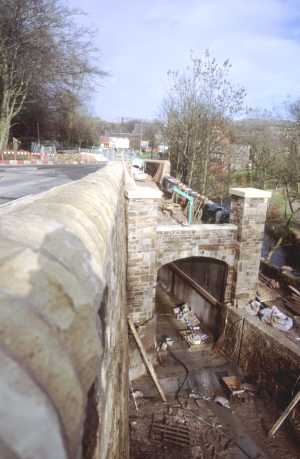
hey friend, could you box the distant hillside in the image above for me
[232,118,295,145]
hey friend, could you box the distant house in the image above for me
[100,136,111,149]
[206,135,251,174]
[100,136,130,150]
[158,144,168,153]
[140,140,149,151]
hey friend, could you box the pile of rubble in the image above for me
[173,303,211,348]
[246,299,294,331]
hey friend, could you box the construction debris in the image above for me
[130,281,300,458]
[214,395,231,409]
[246,299,262,316]
[246,299,294,331]
[133,390,144,399]
[222,376,245,397]
[156,336,176,351]
[240,383,257,395]
[173,303,212,348]
[261,305,293,331]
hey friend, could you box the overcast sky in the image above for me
[68,0,300,121]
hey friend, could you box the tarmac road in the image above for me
[0,164,105,205]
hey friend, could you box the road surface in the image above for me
[0,164,105,205]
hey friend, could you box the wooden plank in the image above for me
[269,390,300,437]
[282,298,300,316]
[128,318,167,402]
[222,376,241,392]
[169,263,221,307]
[288,285,300,297]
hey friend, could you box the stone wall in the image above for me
[230,188,272,305]
[126,186,162,323]
[222,307,300,416]
[0,163,128,459]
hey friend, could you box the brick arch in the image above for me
[156,246,237,306]
[156,247,235,271]
[155,227,238,307]
[158,255,229,302]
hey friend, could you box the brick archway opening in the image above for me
[156,256,228,342]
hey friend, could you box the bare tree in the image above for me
[0,0,105,150]
[162,50,246,195]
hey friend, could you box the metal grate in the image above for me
[150,421,191,447]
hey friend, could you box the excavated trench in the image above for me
[129,261,300,459]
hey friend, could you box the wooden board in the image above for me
[282,298,300,316]
[128,318,167,402]
[269,390,300,437]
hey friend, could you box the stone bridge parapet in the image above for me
[0,160,272,458]
[0,163,128,459]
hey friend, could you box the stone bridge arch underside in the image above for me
[157,256,229,340]
[156,226,237,309]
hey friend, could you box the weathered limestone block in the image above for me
[0,346,67,459]
[0,163,128,459]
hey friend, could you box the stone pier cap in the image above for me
[230,187,272,200]
[125,186,162,200]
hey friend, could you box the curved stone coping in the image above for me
[0,162,124,459]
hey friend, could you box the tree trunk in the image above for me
[266,236,283,261]
[202,133,210,195]
[0,117,11,151]
[188,149,196,187]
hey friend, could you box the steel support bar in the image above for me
[172,186,194,224]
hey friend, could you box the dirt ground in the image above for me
[129,287,300,459]
[129,392,300,459]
